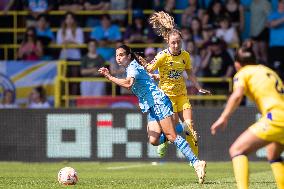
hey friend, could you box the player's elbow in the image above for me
[231,93,243,104]
[124,82,133,89]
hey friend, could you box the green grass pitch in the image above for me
[0,161,276,189]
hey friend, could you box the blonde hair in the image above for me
[149,11,181,42]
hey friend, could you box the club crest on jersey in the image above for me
[168,70,183,79]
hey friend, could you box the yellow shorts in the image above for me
[168,95,191,113]
[249,113,284,145]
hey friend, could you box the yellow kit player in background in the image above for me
[140,11,211,158]
[211,42,284,189]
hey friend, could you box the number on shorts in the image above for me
[154,105,161,115]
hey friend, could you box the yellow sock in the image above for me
[232,155,249,189]
[271,161,284,189]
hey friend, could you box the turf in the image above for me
[0,161,276,189]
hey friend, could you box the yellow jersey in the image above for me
[233,65,284,119]
[148,49,191,96]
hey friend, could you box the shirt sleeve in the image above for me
[148,51,166,72]
[75,28,84,44]
[90,27,101,40]
[111,25,122,41]
[185,51,192,70]
[127,64,138,78]
[268,12,277,22]
[56,29,63,44]
[233,71,247,92]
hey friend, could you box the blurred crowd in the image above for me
[0,0,284,108]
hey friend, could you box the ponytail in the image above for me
[149,11,181,42]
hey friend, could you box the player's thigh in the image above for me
[172,112,180,125]
[178,108,192,122]
[229,129,269,157]
[168,96,178,113]
[147,121,162,145]
[266,142,284,161]
[176,95,192,119]
[249,117,284,144]
[159,115,177,142]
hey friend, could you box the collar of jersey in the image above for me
[167,48,181,56]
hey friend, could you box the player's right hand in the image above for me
[210,117,228,135]
[98,67,110,77]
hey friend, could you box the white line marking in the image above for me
[106,164,149,170]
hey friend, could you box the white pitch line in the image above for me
[106,164,150,170]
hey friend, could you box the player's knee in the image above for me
[182,119,193,128]
[149,138,159,146]
[229,145,244,158]
[266,152,281,162]
[166,133,177,143]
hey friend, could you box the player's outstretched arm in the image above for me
[186,69,211,94]
[137,56,153,73]
[99,67,134,89]
[211,87,244,135]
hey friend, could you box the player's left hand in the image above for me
[210,117,228,135]
[198,88,211,95]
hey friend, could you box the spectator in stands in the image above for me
[0,89,18,108]
[181,0,204,27]
[225,0,244,32]
[187,40,202,77]
[185,40,203,94]
[27,86,50,108]
[205,0,226,28]
[56,12,84,60]
[181,27,193,49]
[164,0,175,11]
[267,0,284,80]
[200,11,210,28]
[36,14,54,44]
[84,0,110,27]
[90,14,121,61]
[190,17,203,47]
[199,25,215,56]
[124,10,157,44]
[18,27,43,61]
[23,0,53,27]
[110,0,126,24]
[80,39,107,96]
[57,0,84,11]
[250,0,271,64]
[201,36,234,94]
[216,16,240,57]
[144,47,157,62]
[36,14,54,60]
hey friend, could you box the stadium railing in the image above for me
[0,10,184,60]
[55,61,232,108]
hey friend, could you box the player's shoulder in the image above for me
[180,50,190,58]
[154,49,168,60]
[233,65,253,82]
[234,65,266,81]
[127,60,138,69]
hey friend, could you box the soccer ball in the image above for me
[57,167,78,185]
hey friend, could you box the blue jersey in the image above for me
[126,60,167,113]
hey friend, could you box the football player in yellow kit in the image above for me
[211,42,284,189]
[139,11,210,158]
